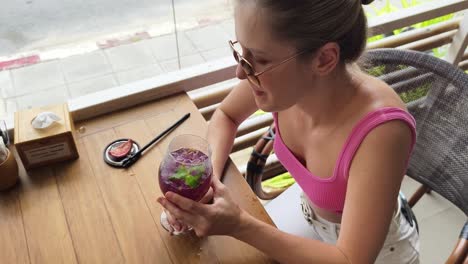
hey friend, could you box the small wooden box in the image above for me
[14,104,79,170]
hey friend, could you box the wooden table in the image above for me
[0,92,275,264]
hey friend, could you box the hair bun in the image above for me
[361,0,375,5]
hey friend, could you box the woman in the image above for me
[158,0,420,262]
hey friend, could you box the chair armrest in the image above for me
[245,124,286,200]
[446,221,468,264]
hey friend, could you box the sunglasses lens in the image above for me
[239,61,260,87]
[247,75,260,87]
[240,60,253,75]
[232,51,240,62]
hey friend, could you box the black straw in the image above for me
[121,113,191,168]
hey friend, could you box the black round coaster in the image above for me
[103,139,140,168]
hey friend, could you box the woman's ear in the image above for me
[312,42,340,76]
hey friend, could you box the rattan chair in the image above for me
[245,48,468,263]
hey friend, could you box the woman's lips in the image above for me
[247,80,265,96]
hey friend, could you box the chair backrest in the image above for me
[363,48,468,215]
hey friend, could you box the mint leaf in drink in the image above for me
[170,166,189,180]
[185,175,201,188]
[169,165,205,188]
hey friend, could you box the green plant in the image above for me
[368,34,385,43]
[367,0,455,48]
[399,83,431,103]
[400,0,454,57]
[365,9,385,43]
[367,65,386,77]
[371,0,404,35]
[415,14,454,29]
[373,0,399,16]
[432,46,448,58]
[401,0,421,8]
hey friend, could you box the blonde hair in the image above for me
[237,0,374,63]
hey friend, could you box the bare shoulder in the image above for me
[359,72,406,111]
[350,72,415,168]
[340,72,409,134]
[353,72,414,142]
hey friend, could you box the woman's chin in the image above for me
[254,96,271,112]
[255,101,276,113]
[253,92,291,113]
[256,101,292,113]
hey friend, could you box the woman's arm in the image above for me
[337,119,413,263]
[207,80,258,179]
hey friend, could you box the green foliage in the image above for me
[366,10,384,43]
[399,83,431,103]
[372,0,402,35]
[368,34,385,43]
[367,65,386,77]
[397,65,408,70]
[364,64,429,103]
[367,0,455,50]
[415,13,454,58]
[414,14,454,29]
[432,46,448,58]
[372,0,399,16]
[400,0,420,8]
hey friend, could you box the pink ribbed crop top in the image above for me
[273,107,416,214]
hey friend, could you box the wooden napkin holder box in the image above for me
[14,104,79,170]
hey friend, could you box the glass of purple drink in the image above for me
[158,134,212,234]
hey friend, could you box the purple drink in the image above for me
[159,146,212,201]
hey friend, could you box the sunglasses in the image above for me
[229,40,306,87]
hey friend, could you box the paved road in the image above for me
[0,0,232,57]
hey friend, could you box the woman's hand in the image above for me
[163,186,214,234]
[157,177,244,237]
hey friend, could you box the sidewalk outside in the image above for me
[0,17,235,121]
[0,0,237,121]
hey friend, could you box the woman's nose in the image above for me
[236,63,247,80]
